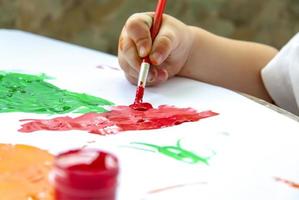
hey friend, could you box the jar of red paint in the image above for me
[51,148,119,200]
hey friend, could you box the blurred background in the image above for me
[0,0,298,55]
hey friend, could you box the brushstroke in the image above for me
[130,139,214,164]
[0,71,114,114]
[275,177,299,189]
[146,181,207,195]
[19,105,218,134]
[96,64,120,71]
[0,144,54,199]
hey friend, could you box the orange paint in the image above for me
[0,144,54,199]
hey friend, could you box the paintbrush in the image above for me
[133,0,167,106]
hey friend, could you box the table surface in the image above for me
[1,29,299,200]
[242,93,299,122]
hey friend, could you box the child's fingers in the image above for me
[149,23,178,66]
[148,66,169,85]
[125,13,153,57]
[119,33,142,69]
[118,54,139,81]
[118,57,168,86]
[118,34,140,81]
[125,73,138,85]
[125,67,168,86]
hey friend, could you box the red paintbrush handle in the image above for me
[143,0,167,64]
[134,0,167,105]
[150,0,167,40]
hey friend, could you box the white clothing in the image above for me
[262,33,299,115]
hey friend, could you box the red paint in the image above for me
[150,0,167,40]
[52,149,119,200]
[131,83,153,111]
[275,177,299,189]
[19,105,218,134]
[129,102,153,111]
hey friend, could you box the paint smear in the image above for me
[0,71,113,114]
[96,64,120,71]
[130,139,214,165]
[129,101,153,111]
[146,181,207,195]
[275,177,299,189]
[19,105,218,134]
[0,144,54,199]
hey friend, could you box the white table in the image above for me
[1,29,299,200]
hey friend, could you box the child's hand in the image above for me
[118,13,194,85]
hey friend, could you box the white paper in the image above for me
[0,30,299,200]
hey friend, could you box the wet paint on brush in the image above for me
[130,139,214,165]
[130,82,153,111]
[275,177,299,189]
[0,71,114,114]
[133,84,144,104]
[19,105,218,134]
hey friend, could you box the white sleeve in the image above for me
[261,33,299,115]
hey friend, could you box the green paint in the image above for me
[0,71,114,114]
[130,139,214,165]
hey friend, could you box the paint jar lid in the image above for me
[51,148,119,200]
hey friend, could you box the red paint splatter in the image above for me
[19,105,218,135]
[275,177,299,189]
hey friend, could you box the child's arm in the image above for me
[118,13,278,102]
[181,27,278,102]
